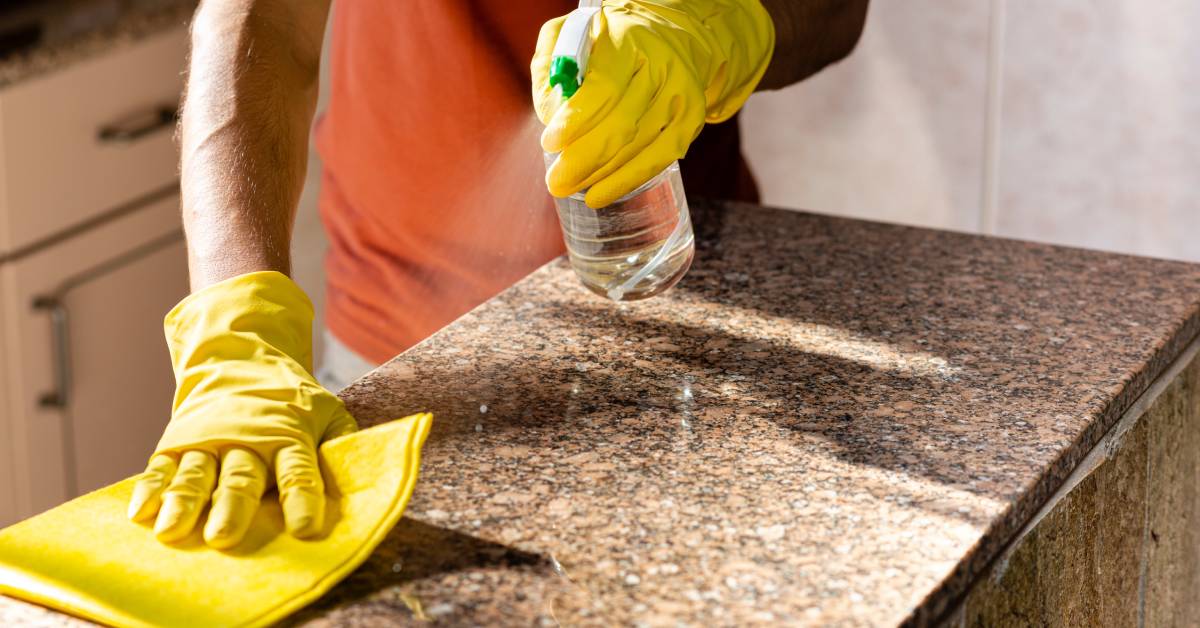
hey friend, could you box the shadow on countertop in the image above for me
[329,198,1200,625]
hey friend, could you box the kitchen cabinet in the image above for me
[0,24,190,527]
[0,27,188,254]
[1,195,186,521]
[62,226,186,497]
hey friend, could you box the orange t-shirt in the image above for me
[316,1,758,363]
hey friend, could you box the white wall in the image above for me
[744,0,991,234]
[742,0,1200,263]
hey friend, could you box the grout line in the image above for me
[979,0,1006,235]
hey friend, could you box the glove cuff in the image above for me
[697,0,776,122]
[164,271,316,375]
[615,0,775,122]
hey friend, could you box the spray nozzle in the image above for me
[548,57,582,98]
[548,6,601,100]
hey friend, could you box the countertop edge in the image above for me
[723,200,1200,626]
[906,306,1200,627]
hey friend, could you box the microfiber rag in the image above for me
[0,412,433,628]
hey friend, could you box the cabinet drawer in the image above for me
[0,26,188,254]
[0,193,185,519]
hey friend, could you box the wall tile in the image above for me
[996,1,1200,262]
[741,1,990,232]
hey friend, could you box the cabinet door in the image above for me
[63,233,188,496]
[1,195,185,519]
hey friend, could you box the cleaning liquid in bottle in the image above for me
[544,5,695,301]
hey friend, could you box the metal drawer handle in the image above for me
[32,296,71,408]
[29,230,183,411]
[97,104,178,143]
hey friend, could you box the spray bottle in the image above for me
[544,2,695,302]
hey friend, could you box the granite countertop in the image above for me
[3,200,1200,626]
[0,0,195,89]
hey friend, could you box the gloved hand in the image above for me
[532,0,775,208]
[127,271,357,549]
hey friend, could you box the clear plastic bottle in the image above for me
[547,160,695,301]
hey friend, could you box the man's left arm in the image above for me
[533,0,870,207]
[757,0,870,90]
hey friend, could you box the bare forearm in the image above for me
[180,0,329,291]
[757,0,869,90]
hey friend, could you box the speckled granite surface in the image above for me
[0,0,195,89]
[2,201,1199,626]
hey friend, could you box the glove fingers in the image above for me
[127,453,179,522]
[275,442,325,538]
[541,12,637,153]
[203,447,268,549]
[584,91,704,208]
[547,64,658,198]
[531,15,568,125]
[541,73,625,154]
[153,450,217,543]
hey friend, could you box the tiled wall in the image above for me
[742,0,991,234]
[742,0,1200,263]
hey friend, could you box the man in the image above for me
[126,0,868,549]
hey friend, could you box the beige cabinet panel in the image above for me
[0,288,13,527]
[1,194,183,519]
[63,234,187,496]
[0,26,187,254]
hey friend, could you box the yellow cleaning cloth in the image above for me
[0,412,433,628]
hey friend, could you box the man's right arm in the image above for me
[180,0,329,290]
[128,0,354,549]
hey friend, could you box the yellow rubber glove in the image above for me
[127,271,358,549]
[532,0,775,208]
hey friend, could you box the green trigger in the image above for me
[548,56,581,99]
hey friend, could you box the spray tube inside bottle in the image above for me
[544,4,695,302]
